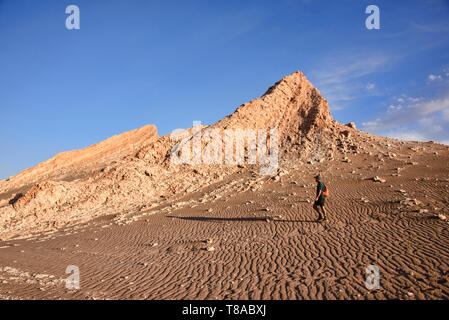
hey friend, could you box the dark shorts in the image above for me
[314,197,325,207]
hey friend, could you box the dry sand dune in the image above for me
[0,71,448,299]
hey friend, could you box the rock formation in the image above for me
[0,70,413,240]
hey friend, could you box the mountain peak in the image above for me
[214,70,333,145]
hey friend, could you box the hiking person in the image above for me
[313,175,327,222]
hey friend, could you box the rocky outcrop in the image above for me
[346,122,357,130]
[0,124,158,192]
[213,71,334,146]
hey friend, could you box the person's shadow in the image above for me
[167,216,319,223]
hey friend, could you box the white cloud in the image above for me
[442,108,449,121]
[387,131,427,142]
[418,117,433,126]
[388,104,402,112]
[331,105,344,111]
[362,88,449,143]
[309,53,393,109]
[314,55,391,86]
[382,95,449,128]
[362,118,382,130]
[396,96,421,104]
[428,74,443,81]
[413,22,449,33]
[366,83,375,90]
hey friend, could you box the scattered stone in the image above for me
[401,198,421,206]
[372,176,386,183]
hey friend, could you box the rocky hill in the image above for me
[0,70,432,240]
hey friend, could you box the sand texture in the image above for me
[0,71,448,299]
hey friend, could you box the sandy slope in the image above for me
[0,140,448,299]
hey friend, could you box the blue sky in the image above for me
[1,0,449,179]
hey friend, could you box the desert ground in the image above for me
[0,71,448,299]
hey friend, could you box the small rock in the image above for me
[372,176,386,183]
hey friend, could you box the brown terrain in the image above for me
[0,71,448,300]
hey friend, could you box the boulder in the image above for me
[346,122,357,130]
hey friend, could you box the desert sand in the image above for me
[0,71,448,299]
